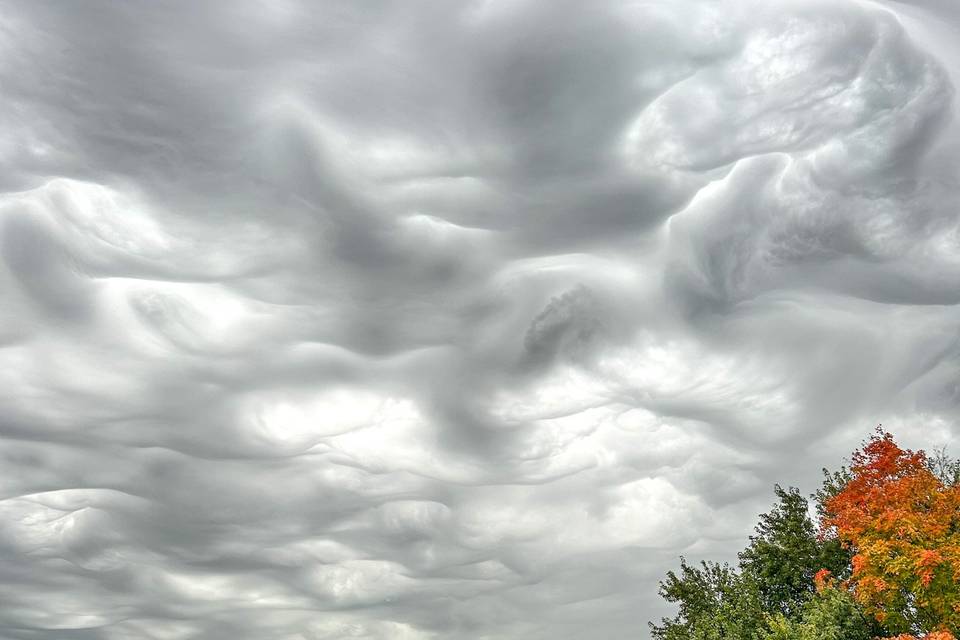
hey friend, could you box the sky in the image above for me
[1,0,960,638]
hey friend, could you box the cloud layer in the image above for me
[2,0,960,638]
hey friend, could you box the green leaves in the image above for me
[649,559,764,640]
[758,585,879,640]
[738,486,850,620]
[650,486,849,640]
[651,485,871,640]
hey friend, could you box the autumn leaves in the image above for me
[821,430,960,639]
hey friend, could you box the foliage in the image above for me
[650,428,960,640]
[648,558,765,640]
[821,430,960,637]
[650,486,856,639]
[757,581,879,640]
[738,485,849,620]
[813,465,853,526]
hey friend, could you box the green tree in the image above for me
[649,558,765,640]
[738,485,850,620]
[814,466,852,524]
[758,583,880,640]
[651,485,860,639]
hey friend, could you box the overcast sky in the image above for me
[2,0,960,638]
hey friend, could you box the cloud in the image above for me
[1,0,960,638]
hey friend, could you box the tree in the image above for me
[649,558,765,640]
[821,430,960,637]
[738,485,849,620]
[758,579,879,640]
[927,447,960,487]
[814,465,853,527]
[650,428,960,640]
[650,486,856,639]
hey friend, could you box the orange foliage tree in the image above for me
[821,429,960,638]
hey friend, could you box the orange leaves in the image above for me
[919,550,944,587]
[851,553,865,574]
[821,428,960,636]
[813,568,833,592]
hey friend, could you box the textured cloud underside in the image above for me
[2,1,960,638]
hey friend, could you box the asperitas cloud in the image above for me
[1,1,959,638]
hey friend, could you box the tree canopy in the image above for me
[650,429,959,640]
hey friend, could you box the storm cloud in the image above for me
[1,0,960,638]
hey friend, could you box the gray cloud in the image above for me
[1,0,960,638]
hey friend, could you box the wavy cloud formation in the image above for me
[2,0,960,638]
